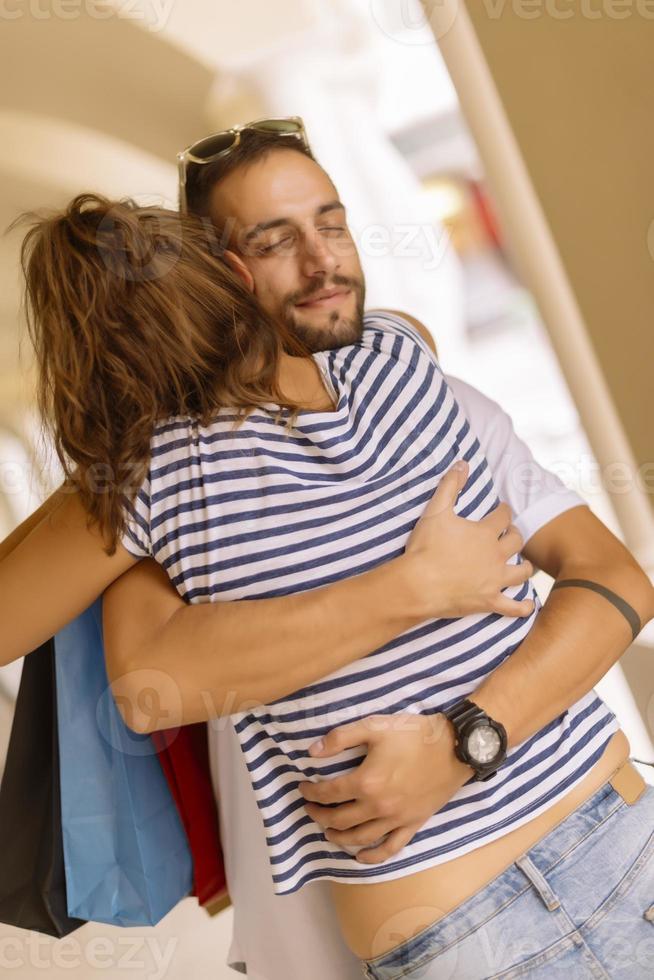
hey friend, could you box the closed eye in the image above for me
[255,235,295,255]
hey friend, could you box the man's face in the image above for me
[208,150,366,352]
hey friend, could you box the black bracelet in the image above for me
[550,578,642,642]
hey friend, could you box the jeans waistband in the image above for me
[363,758,648,972]
[473,759,645,899]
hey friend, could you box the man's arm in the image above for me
[388,308,654,744]
[103,465,532,732]
[473,502,654,747]
[103,554,420,732]
[297,311,654,862]
[301,513,654,864]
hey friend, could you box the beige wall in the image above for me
[462,2,654,496]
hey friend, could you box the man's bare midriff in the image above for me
[329,728,630,960]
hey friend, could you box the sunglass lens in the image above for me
[190,133,237,160]
[253,120,303,135]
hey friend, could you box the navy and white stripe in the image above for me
[122,310,619,895]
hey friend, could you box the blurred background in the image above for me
[1,0,653,976]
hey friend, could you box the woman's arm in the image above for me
[0,481,72,563]
[0,488,138,667]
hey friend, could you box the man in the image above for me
[103,121,654,977]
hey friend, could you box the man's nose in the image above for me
[299,232,338,278]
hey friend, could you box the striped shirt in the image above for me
[122,310,619,895]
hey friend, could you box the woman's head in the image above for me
[10,192,313,554]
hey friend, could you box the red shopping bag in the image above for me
[152,723,230,915]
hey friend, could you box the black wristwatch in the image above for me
[442,699,508,782]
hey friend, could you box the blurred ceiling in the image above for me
[0,8,216,420]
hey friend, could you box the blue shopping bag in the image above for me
[54,597,193,927]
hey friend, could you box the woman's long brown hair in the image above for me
[10,192,314,555]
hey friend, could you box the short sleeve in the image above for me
[120,469,152,559]
[446,374,587,543]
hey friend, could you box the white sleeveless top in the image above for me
[122,310,619,896]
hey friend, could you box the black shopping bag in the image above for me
[0,638,86,937]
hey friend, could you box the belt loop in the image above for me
[515,855,561,912]
[609,760,646,805]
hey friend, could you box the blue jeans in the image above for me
[361,765,654,979]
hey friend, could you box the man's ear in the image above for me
[223,249,255,292]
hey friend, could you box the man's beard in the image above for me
[280,273,366,353]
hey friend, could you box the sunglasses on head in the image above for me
[176,116,311,213]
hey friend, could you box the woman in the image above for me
[1,192,317,666]
[2,193,653,979]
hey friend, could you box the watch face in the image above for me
[467,724,501,765]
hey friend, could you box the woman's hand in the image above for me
[298,711,473,864]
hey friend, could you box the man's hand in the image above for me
[402,460,535,619]
[298,712,472,864]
